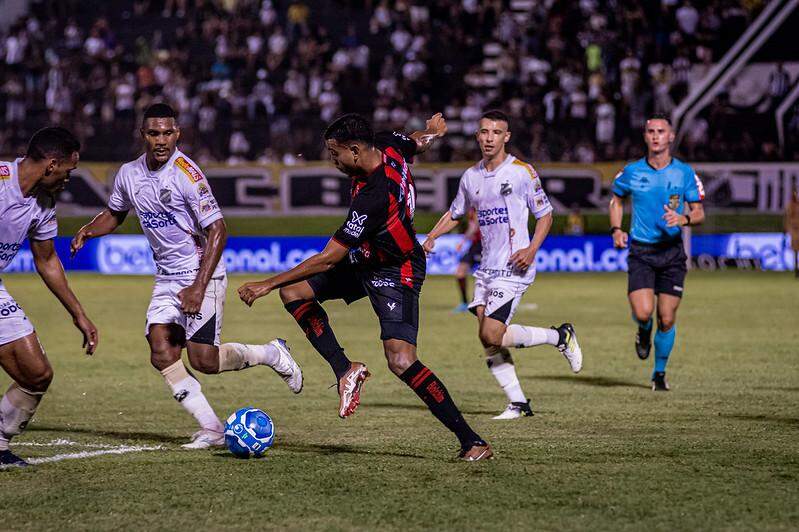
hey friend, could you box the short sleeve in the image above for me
[526,172,554,219]
[611,167,632,197]
[175,157,223,228]
[374,131,417,162]
[29,200,57,241]
[449,173,470,220]
[107,168,131,212]
[684,169,705,203]
[332,183,388,248]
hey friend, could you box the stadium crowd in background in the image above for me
[1,0,795,164]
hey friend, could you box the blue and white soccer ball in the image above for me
[224,407,275,458]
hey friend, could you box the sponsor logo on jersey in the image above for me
[371,278,395,288]
[139,211,178,229]
[0,300,22,317]
[386,301,397,311]
[477,206,509,226]
[200,198,218,214]
[344,211,367,237]
[197,182,210,197]
[159,188,172,204]
[175,157,203,183]
[0,165,10,179]
[668,194,680,210]
[0,241,22,262]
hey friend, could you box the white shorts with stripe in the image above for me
[145,276,226,346]
[468,268,534,325]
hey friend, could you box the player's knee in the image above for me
[187,353,219,375]
[26,365,53,393]
[386,351,416,376]
[478,329,503,348]
[633,306,653,323]
[658,314,676,331]
[279,284,306,304]
[150,349,177,371]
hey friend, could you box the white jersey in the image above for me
[0,159,58,272]
[449,155,553,282]
[108,149,225,280]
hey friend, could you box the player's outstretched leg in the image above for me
[386,339,492,461]
[149,324,225,449]
[501,322,583,373]
[484,346,533,420]
[219,339,303,393]
[0,333,53,468]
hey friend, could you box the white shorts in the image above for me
[0,281,35,346]
[468,270,534,325]
[145,276,226,346]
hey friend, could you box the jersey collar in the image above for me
[644,156,673,172]
[479,154,514,178]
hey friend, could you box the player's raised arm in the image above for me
[238,238,350,306]
[70,208,127,257]
[30,239,98,355]
[409,112,447,154]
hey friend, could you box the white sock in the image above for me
[218,342,280,372]
[485,347,526,403]
[0,383,44,451]
[160,361,223,432]
[502,324,560,348]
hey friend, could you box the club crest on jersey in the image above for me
[0,165,10,179]
[500,182,512,196]
[159,188,172,204]
[668,194,680,210]
[344,211,367,237]
[175,156,203,183]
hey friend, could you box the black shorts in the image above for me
[307,260,423,345]
[627,240,687,297]
[459,241,482,267]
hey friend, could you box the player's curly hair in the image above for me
[324,113,374,145]
[27,127,80,162]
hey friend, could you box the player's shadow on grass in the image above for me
[367,401,499,416]
[719,414,799,427]
[27,425,188,444]
[532,375,649,389]
[213,441,427,460]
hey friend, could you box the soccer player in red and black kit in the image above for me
[238,113,492,461]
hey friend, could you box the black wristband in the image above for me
[610,226,622,235]
[683,214,691,226]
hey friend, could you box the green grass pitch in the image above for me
[0,271,796,531]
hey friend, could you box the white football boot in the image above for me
[554,323,582,373]
[492,400,534,420]
[181,429,225,450]
[268,339,303,394]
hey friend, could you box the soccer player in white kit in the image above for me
[71,104,302,449]
[0,128,99,467]
[424,110,583,419]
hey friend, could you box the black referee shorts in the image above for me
[307,261,422,345]
[627,239,688,297]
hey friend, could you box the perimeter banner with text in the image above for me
[56,161,799,216]
[2,233,794,275]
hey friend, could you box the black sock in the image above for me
[457,277,468,304]
[400,360,482,449]
[284,299,350,380]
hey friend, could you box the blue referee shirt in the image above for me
[612,157,704,244]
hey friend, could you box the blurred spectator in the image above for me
[786,188,799,278]
[565,206,586,236]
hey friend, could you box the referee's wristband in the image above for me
[610,226,622,235]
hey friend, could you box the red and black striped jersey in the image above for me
[332,131,425,288]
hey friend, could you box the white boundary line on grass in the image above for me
[1,440,164,468]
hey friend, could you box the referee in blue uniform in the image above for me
[609,114,705,391]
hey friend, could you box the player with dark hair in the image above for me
[238,112,493,461]
[610,113,705,390]
[72,103,302,449]
[424,110,582,419]
[0,127,98,467]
